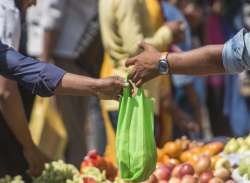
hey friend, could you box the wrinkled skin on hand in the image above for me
[96,76,128,100]
[126,42,162,87]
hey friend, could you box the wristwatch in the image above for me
[159,52,170,75]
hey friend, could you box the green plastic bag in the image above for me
[116,86,157,182]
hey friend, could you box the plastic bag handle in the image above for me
[124,74,145,97]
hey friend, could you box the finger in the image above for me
[135,79,143,87]
[131,72,141,84]
[128,68,136,80]
[113,76,128,87]
[125,57,137,67]
[127,80,134,96]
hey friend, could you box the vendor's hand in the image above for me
[96,76,128,100]
[23,144,51,177]
[126,42,162,87]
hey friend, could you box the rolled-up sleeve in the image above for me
[41,0,67,30]
[222,29,250,73]
[0,44,65,97]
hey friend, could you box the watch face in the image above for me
[159,60,168,74]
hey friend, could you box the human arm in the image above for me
[126,29,250,86]
[100,0,176,64]
[183,83,202,131]
[172,74,202,131]
[126,42,224,86]
[0,44,125,99]
[55,74,126,100]
[0,77,50,176]
[163,95,199,132]
[160,77,199,132]
[116,0,172,51]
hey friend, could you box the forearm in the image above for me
[168,45,225,75]
[55,73,99,96]
[0,79,34,149]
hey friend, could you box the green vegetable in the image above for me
[33,160,81,183]
[0,175,24,183]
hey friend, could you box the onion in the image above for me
[181,175,198,183]
[199,171,213,183]
[147,174,158,183]
[194,156,211,174]
[172,164,182,178]
[180,164,194,177]
[208,177,224,183]
[169,177,181,183]
[158,181,168,183]
[154,165,171,180]
[166,163,175,173]
[213,168,230,181]
[225,180,236,183]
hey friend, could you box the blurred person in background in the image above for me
[0,0,49,181]
[223,0,250,136]
[0,0,125,181]
[205,0,231,136]
[99,0,199,145]
[26,0,107,167]
[161,0,203,139]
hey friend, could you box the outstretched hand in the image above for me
[125,42,162,87]
[96,76,128,100]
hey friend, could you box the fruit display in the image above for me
[157,136,225,168]
[4,134,250,183]
[33,160,82,183]
[0,175,24,183]
[224,135,250,154]
[232,156,250,182]
[80,150,118,181]
[150,137,237,183]
[81,167,112,183]
[221,134,250,167]
[143,156,235,183]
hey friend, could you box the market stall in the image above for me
[3,134,250,183]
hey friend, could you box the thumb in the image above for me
[125,56,137,67]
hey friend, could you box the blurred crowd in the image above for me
[0,0,250,182]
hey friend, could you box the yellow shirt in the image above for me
[99,0,173,113]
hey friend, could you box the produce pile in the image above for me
[80,150,118,181]
[0,175,25,183]
[224,135,250,154]
[3,135,250,183]
[153,137,234,183]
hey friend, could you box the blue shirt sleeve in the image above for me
[222,28,250,73]
[0,41,65,97]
